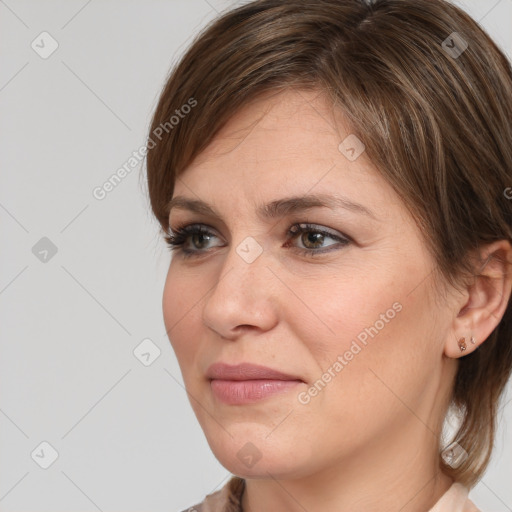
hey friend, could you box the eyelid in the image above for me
[166,221,351,258]
[167,223,224,243]
[285,223,351,254]
[169,221,223,236]
[288,222,351,242]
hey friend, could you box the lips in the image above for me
[206,362,304,405]
[206,362,303,382]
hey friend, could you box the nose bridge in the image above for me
[201,234,277,336]
[212,233,271,304]
[218,229,271,289]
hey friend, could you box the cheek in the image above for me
[298,262,439,418]
[306,243,437,364]
[302,266,406,363]
[162,263,203,370]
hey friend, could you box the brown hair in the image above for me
[145,0,512,488]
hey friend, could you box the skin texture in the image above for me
[162,89,512,511]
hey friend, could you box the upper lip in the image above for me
[206,362,303,381]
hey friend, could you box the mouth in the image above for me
[206,362,305,405]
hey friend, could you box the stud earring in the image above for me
[458,337,467,352]
[470,336,476,344]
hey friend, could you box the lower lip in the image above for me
[210,379,302,405]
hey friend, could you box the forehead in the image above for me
[190,88,353,165]
[172,88,398,224]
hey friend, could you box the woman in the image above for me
[145,0,512,510]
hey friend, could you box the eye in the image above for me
[165,224,222,257]
[165,222,351,258]
[285,223,350,257]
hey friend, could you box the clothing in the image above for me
[428,482,481,512]
[180,476,481,512]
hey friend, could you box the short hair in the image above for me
[145,0,512,488]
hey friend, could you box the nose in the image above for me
[201,237,279,340]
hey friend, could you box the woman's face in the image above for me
[163,89,458,480]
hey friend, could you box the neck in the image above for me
[240,420,454,512]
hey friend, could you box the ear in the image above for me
[444,240,512,358]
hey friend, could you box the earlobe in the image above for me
[445,332,477,358]
[444,240,512,359]
[455,335,477,353]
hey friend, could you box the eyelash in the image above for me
[164,223,351,259]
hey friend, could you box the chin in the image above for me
[201,424,315,480]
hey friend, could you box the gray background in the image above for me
[1,1,511,510]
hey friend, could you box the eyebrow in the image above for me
[167,193,376,221]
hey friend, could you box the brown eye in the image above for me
[165,224,223,258]
[287,223,351,257]
[301,231,326,249]
[191,232,212,250]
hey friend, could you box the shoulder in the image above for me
[179,476,245,512]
